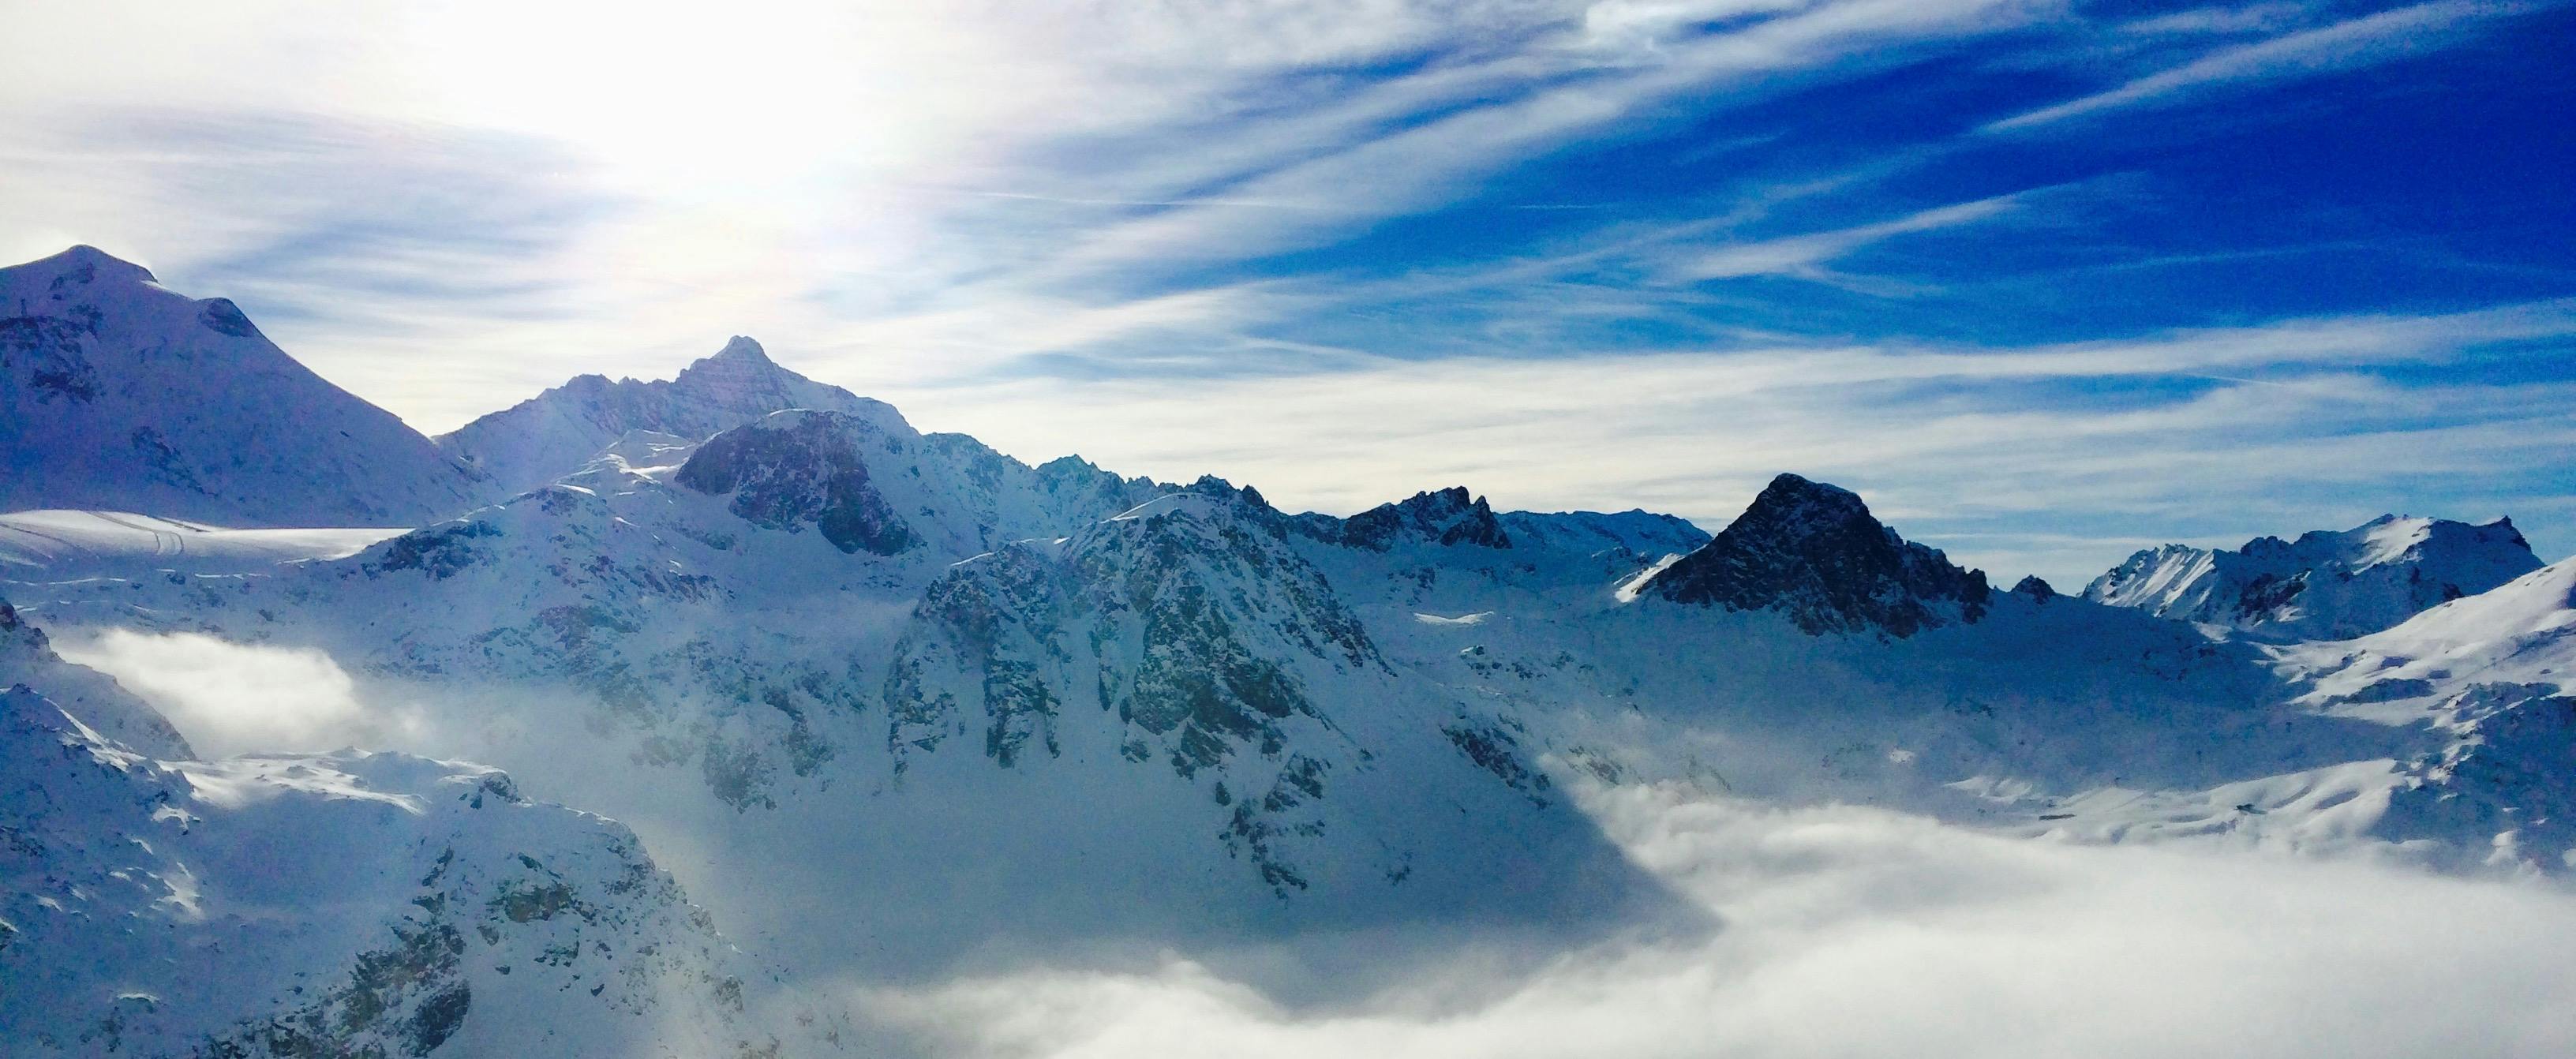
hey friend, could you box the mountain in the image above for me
[436,336,896,499]
[17,415,1699,982]
[1642,473,1990,638]
[2084,515,2541,641]
[0,247,487,526]
[0,608,848,1057]
[2268,556,2576,866]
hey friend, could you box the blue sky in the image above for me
[2,0,2570,582]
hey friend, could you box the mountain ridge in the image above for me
[1,246,488,526]
[2085,514,2541,641]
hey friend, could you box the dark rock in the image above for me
[676,413,919,556]
[1311,486,1512,551]
[199,297,262,338]
[1649,473,1990,638]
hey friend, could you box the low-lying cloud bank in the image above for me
[862,784,2576,1059]
[51,631,2576,1057]
[50,628,424,758]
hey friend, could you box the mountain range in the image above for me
[5,248,2570,1055]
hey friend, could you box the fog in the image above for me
[860,784,2576,1059]
[51,627,424,758]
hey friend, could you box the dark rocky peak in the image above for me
[1309,486,1512,552]
[2012,575,2057,602]
[676,410,918,556]
[1647,473,1990,638]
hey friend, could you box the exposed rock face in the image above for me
[2012,575,2057,602]
[1303,487,1513,551]
[0,246,487,526]
[1648,473,1990,638]
[886,485,1391,892]
[677,410,919,556]
[2085,515,2540,641]
[436,335,903,500]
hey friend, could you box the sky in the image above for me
[2,0,2570,583]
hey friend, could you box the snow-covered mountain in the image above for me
[2084,515,2541,641]
[0,247,488,526]
[0,601,850,1057]
[20,413,1692,979]
[436,336,898,500]
[13,257,2576,1051]
[2268,556,2576,866]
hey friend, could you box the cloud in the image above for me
[1985,1,2529,132]
[1670,193,2022,282]
[859,783,2576,1058]
[48,628,423,758]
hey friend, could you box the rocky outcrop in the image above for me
[1647,473,1990,638]
[677,411,919,557]
[1303,487,1513,551]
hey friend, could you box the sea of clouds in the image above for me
[857,783,2576,1059]
[61,630,2576,1058]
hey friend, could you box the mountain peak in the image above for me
[0,248,487,526]
[1647,473,1989,637]
[676,335,790,385]
[1740,472,1870,526]
[710,335,773,365]
[12,244,158,286]
[439,335,908,499]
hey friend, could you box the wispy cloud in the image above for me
[1,0,2567,582]
[1671,193,2022,281]
[1985,1,2531,132]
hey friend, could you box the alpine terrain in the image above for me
[5,248,2572,1054]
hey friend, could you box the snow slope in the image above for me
[0,247,488,526]
[0,509,403,578]
[2085,515,2540,641]
[2267,557,2576,866]
[436,335,902,499]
